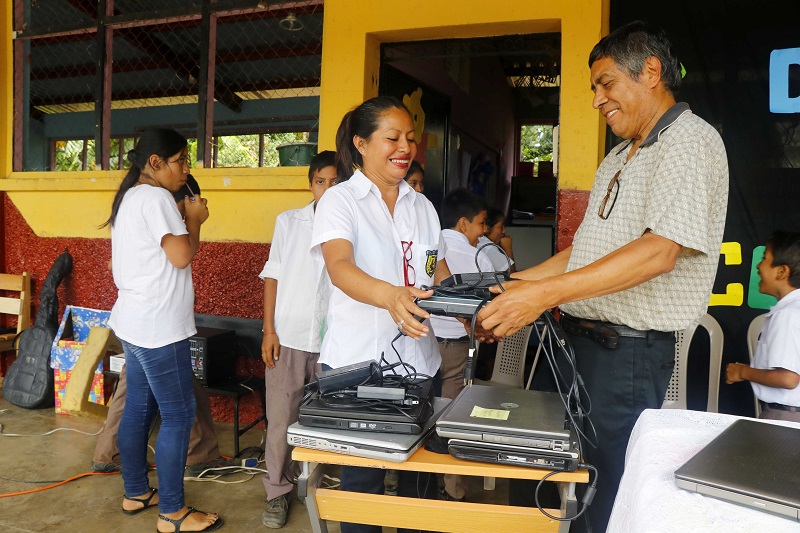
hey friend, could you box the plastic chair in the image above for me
[747,314,767,417]
[662,313,724,412]
[476,325,534,388]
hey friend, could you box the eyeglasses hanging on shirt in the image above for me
[598,169,621,220]
[401,240,416,287]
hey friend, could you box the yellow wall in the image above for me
[1,169,313,241]
[1,0,609,241]
[1,0,12,179]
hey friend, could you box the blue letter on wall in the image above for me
[770,48,800,113]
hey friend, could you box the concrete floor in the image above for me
[0,394,511,533]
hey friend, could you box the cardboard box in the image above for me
[50,306,112,413]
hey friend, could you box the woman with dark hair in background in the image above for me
[104,128,222,532]
[312,96,451,533]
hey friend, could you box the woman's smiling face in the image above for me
[356,107,417,185]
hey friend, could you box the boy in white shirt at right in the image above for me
[726,230,800,422]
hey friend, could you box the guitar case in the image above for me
[3,250,73,408]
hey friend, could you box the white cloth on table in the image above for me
[608,408,800,533]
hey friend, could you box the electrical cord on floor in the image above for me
[0,471,118,499]
[0,410,103,438]
[184,464,269,484]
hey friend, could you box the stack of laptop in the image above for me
[288,397,450,462]
[288,377,447,462]
[436,384,580,471]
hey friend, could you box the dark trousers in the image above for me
[509,330,674,533]
[568,331,675,532]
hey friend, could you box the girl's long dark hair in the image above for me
[100,128,187,228]
[334,96,410,180]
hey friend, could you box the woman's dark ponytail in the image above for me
[100,128,187,228]
[335,110,358,180]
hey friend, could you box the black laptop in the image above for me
[299,379,434,434]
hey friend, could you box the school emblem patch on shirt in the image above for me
[425,250,438,278]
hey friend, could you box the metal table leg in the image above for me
[558,481,578,533]
[297,461,329,533]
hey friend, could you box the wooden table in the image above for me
[293,446,589,533]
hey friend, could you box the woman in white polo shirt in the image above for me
[311,96,450,533]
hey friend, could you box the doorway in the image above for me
[379,34,560,266]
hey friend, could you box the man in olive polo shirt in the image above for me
[480,21,728,531]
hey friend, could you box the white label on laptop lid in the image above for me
[470,406,510,420]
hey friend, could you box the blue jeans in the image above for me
[118,339,196,514]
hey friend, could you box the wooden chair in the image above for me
[0,272,32,354]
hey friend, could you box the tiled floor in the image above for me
[0,394,510,532]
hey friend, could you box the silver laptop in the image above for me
[674,419,800,521]
[288,398,450,462]
[435,385,575,451]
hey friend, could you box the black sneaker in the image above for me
[91,459,121,473]
[261,494,289,529]
[185,456,239,478]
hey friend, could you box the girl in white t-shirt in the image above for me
[311,96,451,533]
[104,129,221,533]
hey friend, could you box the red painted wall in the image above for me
[556,189,589,251]
[3,196,269,424]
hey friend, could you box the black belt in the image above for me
[759,400,800,413]
[560,313,674,349]
[436,336,469,344]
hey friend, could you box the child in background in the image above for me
[259,151,338,529]
[478,208,516,273]
[404,160,425,193]
[726,230,800,422]
[431,188,492,502]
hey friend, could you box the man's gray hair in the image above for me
[589,21,682,95]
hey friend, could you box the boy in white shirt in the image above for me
[726,230,800,422]
[430,188,492,502]
[259,151,338,528]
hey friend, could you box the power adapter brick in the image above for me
[356,385,406,401]
[314,360,377,392]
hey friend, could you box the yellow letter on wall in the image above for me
[709,242,744,307]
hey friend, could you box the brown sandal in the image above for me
[122,487,158,515]
[157,507,223,532]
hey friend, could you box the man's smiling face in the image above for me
[590,56,654,141]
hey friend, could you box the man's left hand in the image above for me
[479,280,550,337]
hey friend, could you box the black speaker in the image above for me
[189,327,236,386]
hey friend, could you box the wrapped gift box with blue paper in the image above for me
[50,306,111,413]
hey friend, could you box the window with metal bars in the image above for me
[14,0,323,172]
